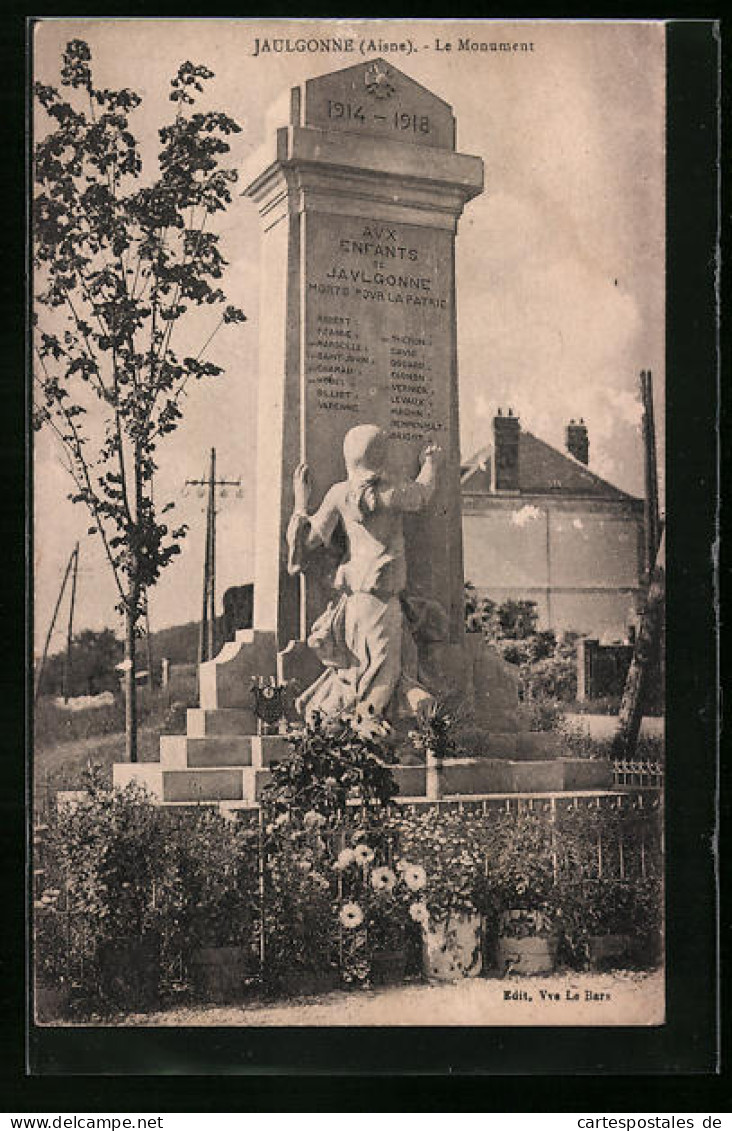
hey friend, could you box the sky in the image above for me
[33,18,666,655]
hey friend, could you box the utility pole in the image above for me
[35,543,79,703]
[61,542,80,702]
[640,369,661,582]
[145,605,154,691]
[185,448,241,664]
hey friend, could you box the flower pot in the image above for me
[191,945,255,1003]
[496,934,558,975]
[370,948,408,986]
[276,967,340,997]
[587,933,631,969]
[98,933,161,1011]
[423,913,483,983]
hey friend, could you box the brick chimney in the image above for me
[493,407,520,491]
[566,417,589,465]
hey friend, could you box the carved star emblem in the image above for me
[365,62,395,99]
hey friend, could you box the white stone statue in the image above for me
[287,424,444,735]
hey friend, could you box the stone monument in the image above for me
[114,59,613,804]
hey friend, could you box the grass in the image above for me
[34,726,163,813]
[33,689,194,815]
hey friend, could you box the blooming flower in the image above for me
[371,866,396,893]
[339,902,364,929]
[394,858,408,873]
[335,847,356,871]
[409,901,430,926]
[354,843,375,866]
[303,810,325,829]
[403,864,427,892]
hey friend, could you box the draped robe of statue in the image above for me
[286,425,443,733]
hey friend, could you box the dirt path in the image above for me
[111,970,663,1028]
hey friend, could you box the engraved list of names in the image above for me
[304,213,453,487]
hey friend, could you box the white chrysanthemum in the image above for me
[354,843,375,866]
[403,864,427,892]
[335,847,356,871]
[409,901,430,926]
[339,902,364,929]
[370,866,396,893]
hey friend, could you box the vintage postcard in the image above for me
[31,17,676,1039]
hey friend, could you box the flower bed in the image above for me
[34,728,663,1020]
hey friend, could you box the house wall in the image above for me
[462,495,644,638]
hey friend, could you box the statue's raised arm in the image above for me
[286,461,342,576]
[385,442,442,512]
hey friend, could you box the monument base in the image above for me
[111,627,608,807]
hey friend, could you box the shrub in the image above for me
[34,770,262,1015]
[261,714,397,826]
[260,821,340,991]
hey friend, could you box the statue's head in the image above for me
[343,424,387,478]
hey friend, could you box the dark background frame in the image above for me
[4,8,722,1108]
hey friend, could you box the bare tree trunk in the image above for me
[125,445,144,764]
[125,591,138,764]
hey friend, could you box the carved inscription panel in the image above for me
[303,212,454,495]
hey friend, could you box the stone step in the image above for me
[160,734,291,769]
[187,707,258,737]
[393,757,613,797]
[515,732,562,759]
[114,755,612,806]
[461,731,561,760]
[114,763,273,804]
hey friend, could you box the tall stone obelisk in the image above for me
[244,59,484,655]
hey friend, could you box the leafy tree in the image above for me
[495,599,539,640]
[464,582,497,635]
[40,627,123,698]
[33,41,246,760]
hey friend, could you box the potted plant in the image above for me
[259,713,400,996]
[495,908,558,975]
[556,874,663,971]
[334,840,425,987]
[33,900,73,1022]
[407,697,460,799]
[167,810,260,1002]
[40,769,167,1015]
[262,821,341,996]
[486,811,559,975]
[382,808,485,984]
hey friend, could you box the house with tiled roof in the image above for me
[461,409,645,638]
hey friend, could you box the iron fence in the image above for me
[612,759,664,789]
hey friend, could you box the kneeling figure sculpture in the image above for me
[287,424,443,735]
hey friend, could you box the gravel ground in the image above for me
[113,969,664,1028]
